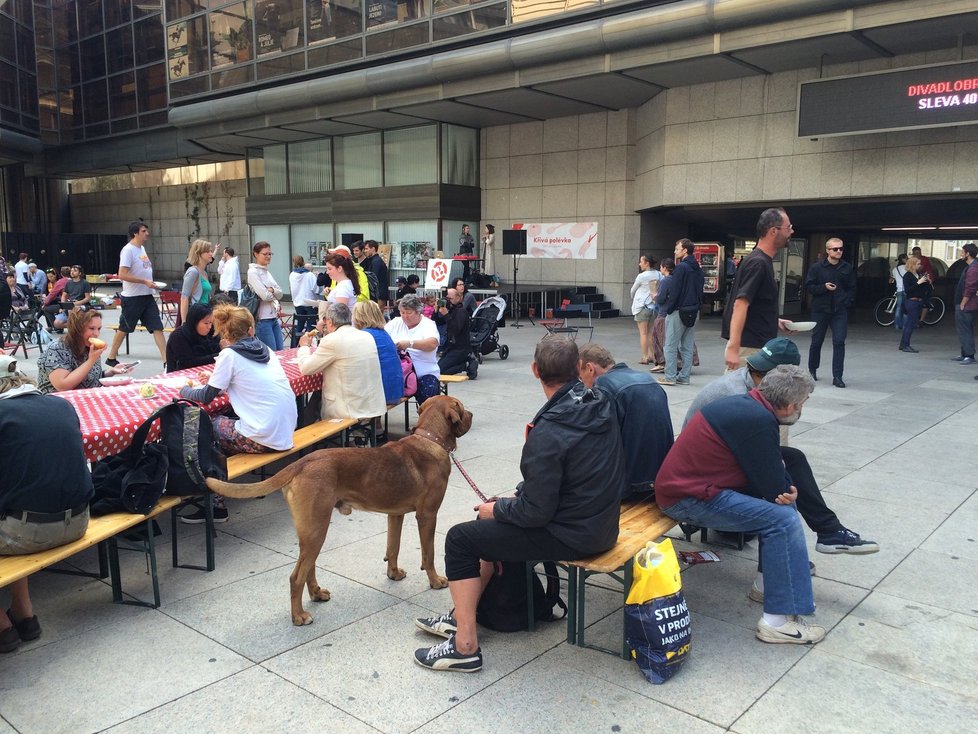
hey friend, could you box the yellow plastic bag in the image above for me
[625,538,682,605]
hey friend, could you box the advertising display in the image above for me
[509,222,598,259]
[693,243,721,295]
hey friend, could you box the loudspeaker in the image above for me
[341,233,364,247]
[502,229,527,255]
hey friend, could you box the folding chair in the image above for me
[159,291,180,327]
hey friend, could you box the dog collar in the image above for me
[413,428,452,453]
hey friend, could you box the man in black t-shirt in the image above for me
[722,208,796,371]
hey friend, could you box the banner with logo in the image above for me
[511,222,598,259]
[424,258,453,288]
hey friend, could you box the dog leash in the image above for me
[450,451,489,503]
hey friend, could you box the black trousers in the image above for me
[438,346,470,375]
[808,308,848,378]
[782,446,843,535]
[444,519,582,581]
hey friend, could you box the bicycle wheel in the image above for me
[874,297,896,327]
[922,297,945,325]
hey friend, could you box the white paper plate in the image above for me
[784,321,816,332]
[154,377,190,388]
[304,298,323,307]
[100,376,133,386]
[153,281,167,289]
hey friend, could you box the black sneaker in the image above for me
[0,626,20,654]
[414,635,482,672]
[816,528,879,555]
[466,360,478,380]
[180,506,229,524]
[104,358,119,367]
[6,610,41,641]
[415,611,457,638]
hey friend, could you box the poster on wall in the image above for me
[424,258,452,289]
[510,222,598,259]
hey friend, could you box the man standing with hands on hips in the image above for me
[805,238,856,388]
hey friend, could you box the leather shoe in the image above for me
[809,371,818,381]
[832,377,846,388]
[899,345,919,353]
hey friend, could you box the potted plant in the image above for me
[224,27,252,62]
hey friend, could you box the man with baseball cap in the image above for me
[682,336,878,598]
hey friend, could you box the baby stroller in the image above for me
[470,295,509,362]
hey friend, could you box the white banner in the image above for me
[424,258,453,288]
[512,222,598,259]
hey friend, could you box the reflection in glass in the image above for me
[307,0,362,43]
[0,16,14,64]
[208,2,252,69]
[105,1,133,29]
[82,78,108,124]
[367,0,426,29]
[257,51,305,79]
[165,0,200,22]
[137,63,167,112]
[247,148,266,196]
[255,0,304,57]
[106,26,134,75]
[365,21,426,55]
[433,3,506,40]
[109,71,137,118]
[78,0,104,39]
[307,37,362,68]
[135,17,166,67]
[167,14,208,79]
[512,0,598,24]
[80,36,106,81]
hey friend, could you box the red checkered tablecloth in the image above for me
[57,348,322,462]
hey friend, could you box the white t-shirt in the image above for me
[327,279,355,304]
[207,348,297,450]
[385,316,440,378]
[14,260,30,286]
[219,256,241,291]
[289,270,319,305]
[630,269,662,315]
[892,265,907,293]
[119,242,155,297]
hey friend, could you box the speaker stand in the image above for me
[510,253,526,328]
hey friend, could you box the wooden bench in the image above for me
[0,495,199,609]
[400,374,469,431]
[109,325,175,354]
[225,417,358,480]
[529,496,677,659]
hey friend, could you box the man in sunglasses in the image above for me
[804,238,856,388]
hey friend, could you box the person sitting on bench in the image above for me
[0,355,93,653]
[656,365,825,646]
[413,337,625,672]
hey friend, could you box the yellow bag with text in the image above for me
[624,538,691,684]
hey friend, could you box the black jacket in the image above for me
[661,255,704,314]
[434,302,470,350]
[493,381,624,554]
[362,253,390,296]
[805,259,856,311]
[165,303,221,372]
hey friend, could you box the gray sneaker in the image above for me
[415,612,457,638]
[756,616,826,645]
[816,529,879,555]
[414,635,482,672]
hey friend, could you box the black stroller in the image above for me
[470,295,509,362]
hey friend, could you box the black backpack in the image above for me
[476,561,567,632]
[155,398,227,496]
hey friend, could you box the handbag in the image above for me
[90,408,170,516]
[624,538,691,684]
[678,308,698,328]
[238,284,261,319]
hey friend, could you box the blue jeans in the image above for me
[894,291,906,329]
[256,317,284,351]
[900,299,921,348]
[954,305,976,358]
[808,308,848,379]
[663,311,696,381]
[662,491,814,615]
[291,306,317,348]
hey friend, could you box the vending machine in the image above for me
[693,243,722,311]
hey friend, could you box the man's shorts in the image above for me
[119,294,164,333]
[0,507,89,555]
[634,308,655,323]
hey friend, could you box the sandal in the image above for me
[650,365,665,373]
[638,359,649,365]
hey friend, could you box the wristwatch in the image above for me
[410,339,415,348]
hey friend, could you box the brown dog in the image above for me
[205,395,472,626]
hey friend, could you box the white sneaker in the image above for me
[756,616,826,645]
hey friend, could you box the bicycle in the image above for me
[873,293,945,327]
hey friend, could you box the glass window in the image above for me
[34,4,53,46]
[432,3,506,40]
[139,110,167,128]
[16,24,33,69]
[307,37,362,69]
[335,222,384,244]
[264,144,288,195]
[38,91,58,129]
[82,78,108,124]
[19,75,37,121]
[366,21,427,55]
[106,26,134,75]
[54,4,77,45]
[0,16,14,64]
[367,0,427,29]
[441,124,478,186]
[104,1,133,29]
[135,2,163,19]
[291,224,334,268]
[109,72,137,118]
[137,64,167,112]
[169,75,209,97]
[384,126,437,186]
[288,139,332,193]
[255,0,304,57]
[36,48,55,88]
[213,65,255,89]
[513,0,597,23]
[334,132,382,190]
[78,0,103,38]
[135,16,166,67]
[308,0,362,43]
[80,35,106,80]
[167,14,208,79]
[209,2,253,69]
[165,0,198,21]
[256,50,305,80]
